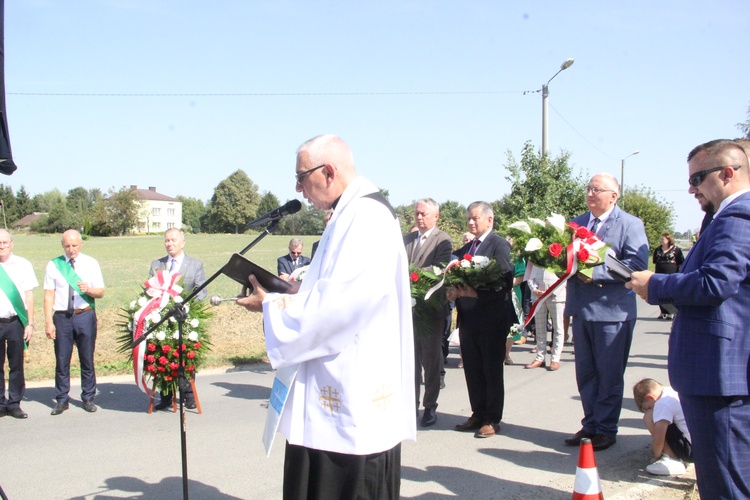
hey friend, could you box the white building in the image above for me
[131,186,182,234]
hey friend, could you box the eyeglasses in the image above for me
[290,251,302,256]
[0,241,12,247]
[688,165,741,187]
[295,164,326,184]
[585,187,614,195]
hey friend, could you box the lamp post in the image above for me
[620,150,640,197]
[542,58,574,156]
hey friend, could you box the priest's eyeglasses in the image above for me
[688,165,741,187]
[295,164,326,184]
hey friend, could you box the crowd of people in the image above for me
[3,135,749,499]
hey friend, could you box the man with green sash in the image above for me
[44,229,105,416]
[0,229,38,419]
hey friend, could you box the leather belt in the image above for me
[55,306,93,315]
[0,315,18,323]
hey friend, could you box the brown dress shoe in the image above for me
[475,423,500,438]
[564,429,594,446]
[454,417,483,432]
[524,359,545,369]
[548,361,560,371]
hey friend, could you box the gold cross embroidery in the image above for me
[319,386,342,412]
[372,384,393,411]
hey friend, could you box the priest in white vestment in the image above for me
[238,134,415,499]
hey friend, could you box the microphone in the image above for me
[209,295,241,306]
[244,200,302,229]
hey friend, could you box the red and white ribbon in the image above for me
[132,270,183,395]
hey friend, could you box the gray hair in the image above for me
[590,173,621,196]
[414,198,440,213]
[466,201,493,218]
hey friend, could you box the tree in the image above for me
[14,186,32,219]
[256,191,280,217]
[737,104,750,139]
[0,184,17,225]
[278,202,326,235]
[620,185,674,250]
[87,186,142,236]
[177,195,207,233]
[31,189,66,213]
[495,141,588,228]
[206,170,260,233]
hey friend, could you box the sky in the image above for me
[3,0,749,232]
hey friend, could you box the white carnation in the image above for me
[137,297,148,307]
[172,331,180,340]
[472,255,490,268]
[155,330,166,341]
[190,318,199,328]
[130,300,137,310]
[146,332,154,340]
[188,331,199,342]
[173,296,183,304]
[460,259,472,268]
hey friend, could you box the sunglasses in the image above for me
[689,165,741,187]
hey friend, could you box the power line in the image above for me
[8,89,527,97]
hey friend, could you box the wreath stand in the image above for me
[147,377,202,415]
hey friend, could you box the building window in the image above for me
[167,208,175,216]
[152,208,161,216]
[153,222,161,229]
[167,223,175,229]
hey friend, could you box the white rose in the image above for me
[146,332,154,340]
[172,331,180,340]
[173,296,183,304]
[460,259,472,268]
[155,331,166,341]
[188,331,199,342]
[190,318,199,328]
[137,297,148,307]
[130,300,137,310]
[508,221,532,234]
[525,238,543,252]
[148,312,161,323]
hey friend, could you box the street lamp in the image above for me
[620,150,640,196]
[542,57,574,156]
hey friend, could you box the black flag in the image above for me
[0,0,17,175]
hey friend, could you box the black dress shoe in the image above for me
[83,401,97,413]
[154,398,173,411]
[455,416,484,432]
[185,400,197,410]
[420,408,437,427]
[51,402,69,416]
[0,407,7,417]
[564,429,594,446]
[591,434,616,451]
[9,407,28,419]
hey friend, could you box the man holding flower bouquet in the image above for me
[447,201,516,438]
[564,173,649,451]
[404,198,453,428]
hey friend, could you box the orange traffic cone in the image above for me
[572,437,603,499]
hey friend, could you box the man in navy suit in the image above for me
[564,173,649,451]
[628,139,750,498]
[277,238,311,281]
[447,201,515,438]
[149,228,206,410]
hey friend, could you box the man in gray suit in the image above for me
[149,228,206,410]
[404,198,452,427]
[564,173,649,451]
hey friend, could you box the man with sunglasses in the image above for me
[628,139,750,499]
[277,238,311,281]
[563,173,649,451]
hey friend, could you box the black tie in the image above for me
[67,258,76,312]
[591,217,601,234]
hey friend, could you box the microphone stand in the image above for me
[132,218,281,500]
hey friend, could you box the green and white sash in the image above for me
[52,256,95,309]
[0,264,28,326]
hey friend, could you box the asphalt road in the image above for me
[2,300,697,499]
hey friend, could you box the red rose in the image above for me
[187,351,196,359]
[146,365,156,373]
[171,370,179,377]
[410,272,419,283]
[170,362,179,370]
[157,366,165,372]
[182,344,187,351]
[463,254,473,261]
[162,345,171,353]
[147,343,156,352]
[578,248,590,262]
[165,375,172,381]
[575,227,592,239]
[186,365,195,372]
[195,342,201,349]
[158,356,168,365]
[548,243,563,258]
[173,350,180,358]
[147,355,155,363]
